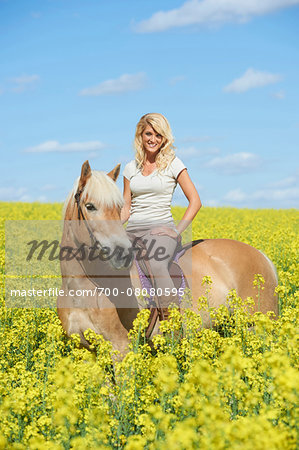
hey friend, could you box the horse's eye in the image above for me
[85,203,97,211]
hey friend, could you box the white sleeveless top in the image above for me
[123,156,186,229]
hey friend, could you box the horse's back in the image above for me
[179,238,278,316]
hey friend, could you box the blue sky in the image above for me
[0,0,298,208]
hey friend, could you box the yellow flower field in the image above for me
[0,202,298,449]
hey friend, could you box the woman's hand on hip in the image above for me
[150,226,181,240]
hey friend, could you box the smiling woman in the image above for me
[121,113,202,319]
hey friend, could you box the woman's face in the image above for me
[141,124,164,155]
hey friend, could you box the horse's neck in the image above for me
[61,227,134,303]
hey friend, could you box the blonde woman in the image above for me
[121,113,202,318]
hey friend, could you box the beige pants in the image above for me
[127,224,179,306]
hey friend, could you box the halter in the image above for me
[74,188,98,248]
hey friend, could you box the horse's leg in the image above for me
[57,301,97,349]
[87,308,131,355]
[57,292,131,355]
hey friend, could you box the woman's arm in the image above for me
[175,169,202,234]
[150,168,201,239]
[120,176,132,224]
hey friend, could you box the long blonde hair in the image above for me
[134,113,176,172]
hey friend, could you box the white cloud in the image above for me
[253,188,299,201]
[272,90,285,99]
[205,152,261,174]
[79,72,147,96]
[134,0,299,33]
[0,186,28,201]
[11,74,39,84]
[10,74,40,93]
[268,176,298,189]
[169,75,186,85]
[224,187,299,206]
[24,140,105,153]
[224,171,299,207]
[224,188,247,203]
[223,68,282,93]
[31,12,41,19]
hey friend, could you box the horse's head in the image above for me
[63,160,133,270]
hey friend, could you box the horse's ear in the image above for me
[78,160,91,189]
[107,163,121,181]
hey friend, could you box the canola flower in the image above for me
[0,202,298,449]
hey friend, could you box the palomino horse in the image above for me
[57,161,278,355]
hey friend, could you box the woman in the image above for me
[121,113,201,318]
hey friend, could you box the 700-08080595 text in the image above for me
[9,287,185,298]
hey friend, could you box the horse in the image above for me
[57,160,278,355]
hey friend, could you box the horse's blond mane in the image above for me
[62,170,123,218]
